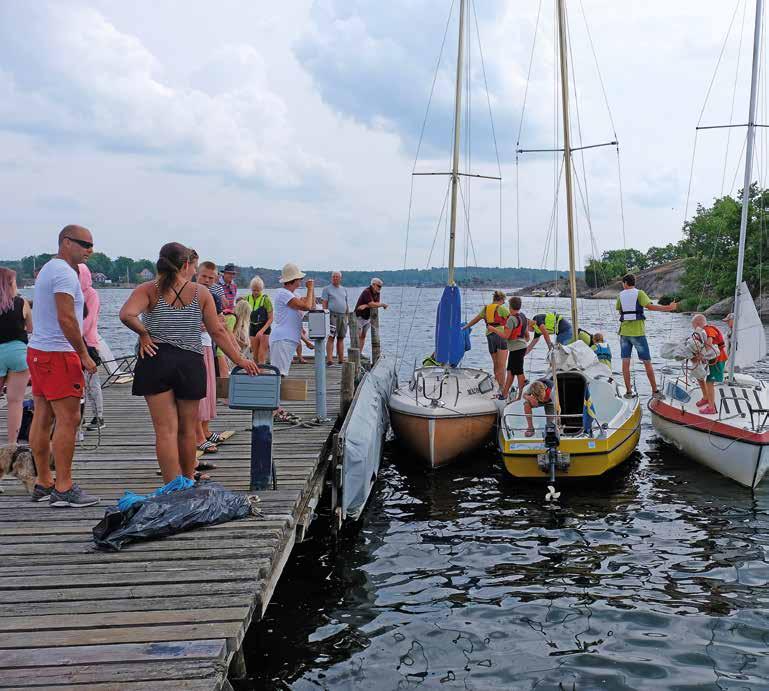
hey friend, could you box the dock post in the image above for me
[341,361,355,415]
[250,410,275,490]
[348,312,359,352]
[370,306,381,365]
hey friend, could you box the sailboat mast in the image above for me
[447,0,466,287]
[556,0,579,335]
[729,0,763,381]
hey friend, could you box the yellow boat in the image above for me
[499,343,641,479]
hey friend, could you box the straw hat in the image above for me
[279,262,306,284]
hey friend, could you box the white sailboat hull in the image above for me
[650,376,769,488]
[389,367,498,468]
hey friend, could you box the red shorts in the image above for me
[27,348,84,401]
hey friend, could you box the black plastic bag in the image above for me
[92,481,254,551]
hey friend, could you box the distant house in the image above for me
[92,272,109,284]
[138,268,155,281]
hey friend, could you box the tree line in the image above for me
[0,254,558,288]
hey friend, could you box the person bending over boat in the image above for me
[690,313,728,415]
[522,378,555,438]
[463,290,509,392]
[525,312,573,354]
[489,296,529,400]
[616,273,677,400]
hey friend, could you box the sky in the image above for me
[0,0,764,271]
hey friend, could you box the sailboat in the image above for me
[650,0,769,489]
[498,0,641,482]
[389,0,498,468]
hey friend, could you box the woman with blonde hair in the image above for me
[462,290,509,392]
[0,268,32,444]
[246,275,273,364]
[233,299,252,358]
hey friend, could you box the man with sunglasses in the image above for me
[27,225,100,507]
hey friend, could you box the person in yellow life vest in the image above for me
[691,313,728,415]
[463,290,509,391]
[525,312,573,354]
[490,296,529,400]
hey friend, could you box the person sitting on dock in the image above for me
[616,273,677,400]
[489,296,528,400]
[462,290,509,392]
[522,378,555,437]
[526,312,573,353]
[591,332,612,370]
[355,278,387,354]
[691,313,727,415]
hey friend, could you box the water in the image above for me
[93,287,769,689]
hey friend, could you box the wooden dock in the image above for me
[0,362,341,690]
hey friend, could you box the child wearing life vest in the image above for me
[591,332,612,369]
[522,377,555,437]
[690,314,727,415]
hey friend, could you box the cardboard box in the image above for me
[280,377,307,401]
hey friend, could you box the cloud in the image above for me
[0,2,328,188]
[629,171,681,209]
[296,0,523,164]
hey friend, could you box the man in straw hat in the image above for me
[269,263,315,378]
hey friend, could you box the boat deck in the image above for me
[0,362,340,690]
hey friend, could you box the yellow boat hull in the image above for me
[500,405,641,479]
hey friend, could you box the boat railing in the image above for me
[502,411,596,438]
[411,370,459,408]
[717,395,769,432]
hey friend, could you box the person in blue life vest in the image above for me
[616,273,677,399]
[526,312,574,354]
[591,332,612,369]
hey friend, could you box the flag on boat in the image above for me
[435,285,465,366]
[583,384,597,435]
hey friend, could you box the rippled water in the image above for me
[91,287,769,689]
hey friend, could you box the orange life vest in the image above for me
[507,313,528,340]
[703,324,728,363]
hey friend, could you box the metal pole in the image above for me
[314,336,327,419]
[250,410,275,490]
[729,0,763,382]
[556,0,579,337]
[447,0,465,287]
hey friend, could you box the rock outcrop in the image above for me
[704,294,769,319]
[590,259,687,299]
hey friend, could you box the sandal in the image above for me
[274,409,301,424]
[207,432,224,444]
[196,460,218,471]
[524,428,536,438]
[194,471,210,482]
[196,440,218,454]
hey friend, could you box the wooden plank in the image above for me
[0,639,228,668]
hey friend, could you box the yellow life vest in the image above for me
[533,312,561,336]
[484,303,507,326]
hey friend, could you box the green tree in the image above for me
[86,252,114,277]
[111,256,135,283]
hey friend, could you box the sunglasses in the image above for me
[64,236,94,249]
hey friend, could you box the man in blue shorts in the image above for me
[616,274,677,399]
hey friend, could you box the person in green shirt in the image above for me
[616,273,677,399]
[490,296,529,400]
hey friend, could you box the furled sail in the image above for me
[435,285,465,366]
[732,282,767,369]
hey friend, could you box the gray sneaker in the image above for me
[50,484,100,508]
[651,390,666,401]
[30,484,54,502]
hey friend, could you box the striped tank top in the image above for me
[142,283,203,354]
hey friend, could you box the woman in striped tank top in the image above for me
[120,243,258,482]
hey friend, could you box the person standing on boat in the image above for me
[463,290,509,392]
[591,332,612,370]
[322,271,348,366]
[490,296,529,400]
[27,225,99,507]
[691,314,728,415]
[355,278,387,354]
[616,273,677,399]
[522,378,555,438]
[525,312,573,353]
[120,243,258,482]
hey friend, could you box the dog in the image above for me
[0,444,53,494]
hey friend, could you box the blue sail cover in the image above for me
[435,285,466,366]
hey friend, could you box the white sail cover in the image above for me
[733,282,767,368]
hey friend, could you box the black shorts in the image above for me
[486,333,507,354]
[249,323,271,338]
[132,343,206,400]
[506,348,526,375]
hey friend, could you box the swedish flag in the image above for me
[583,385,598,436]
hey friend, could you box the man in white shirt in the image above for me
[321,271,348,366]
[27,225,99,507]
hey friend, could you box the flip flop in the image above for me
[194,471,210,482]
[196,440,218,454]
[206,432,224,444]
